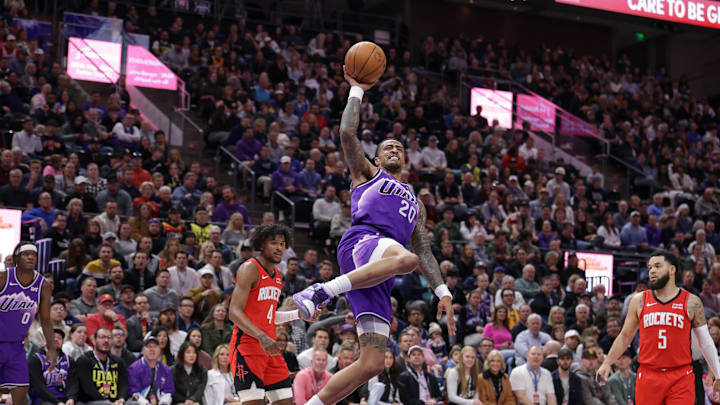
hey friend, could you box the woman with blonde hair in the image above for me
[478,349,515,405]
[221,213,247,248]
[195,240,216,270]
[159,237,181,269]
[133,181,159,216]
[204,344,241,405]
[446,345,482,405]
[65,197,87,238]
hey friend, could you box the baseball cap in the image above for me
[582,347,599,359]
[106,172,119,182]
[408,345,424,355]
[362,129,373,136]
[558,347,574,359]
[143,334,160,346]
[447,268,460,278]
[564,330,580,339]
[428,135,438,142]
[555,167,566,175]
[168,204,182,214]
[508,175,518,182]
[419,188,431,196]
[539,187,549,194]
[198,268,215,278]
[620,348,635,359]
[74,176,89,185]
[7,34,15,41]
[98,294,115,305]
[280,156,292,163]
[35,48,44,55]
[494,265,505,273]
[630,210,641,217]
[524,180,534,188]
[159,306,177,314]
[240,239,252,250]
[339,324,356,334]
[120,284,135,294]
[102,232,117,240]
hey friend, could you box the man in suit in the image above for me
[552,347,583,405]
[125,293,155,352]
[399,345,443,405]
[541,340,562,372]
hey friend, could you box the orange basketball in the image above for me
[345,41,386,84]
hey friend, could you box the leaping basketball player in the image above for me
[0,242,57,405]
[597,249,720,404]
[228,224,320,405]
[293,67,455,405]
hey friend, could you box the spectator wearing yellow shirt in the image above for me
[82,243,121,285]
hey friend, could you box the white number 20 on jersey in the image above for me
[398,201,417,224]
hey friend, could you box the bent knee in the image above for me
[361,357,386,379]
[396,253,419,273]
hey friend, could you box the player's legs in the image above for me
[232,353,268,405]
[0,343,31,405]
[664,366,695,405]
[295,236,417,318]
[264,356,293,405]
[9,386,29,405]
[312,316,387,405]
[635,367,670,405]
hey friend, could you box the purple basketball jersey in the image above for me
[347,169,418,245]
[0,267,43,342]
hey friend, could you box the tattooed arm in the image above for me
[340,66,376,186]
[410,200,456,335]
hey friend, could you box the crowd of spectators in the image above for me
[4,0,720,404]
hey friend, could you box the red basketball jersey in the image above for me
[234,258,283,355]
[638,288,693,369]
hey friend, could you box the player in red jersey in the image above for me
[597,250,720,405]
[228,224,318,405]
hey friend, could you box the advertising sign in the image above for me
[556,0,720,30]
[126,45,178,90]
[0,209,21,265]
[515,93,556,132]
[564,251,614,296]
[66,37,121,83]
[470,88,513,129]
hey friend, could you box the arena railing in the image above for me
[215,146,257,212]
[270,191,296,232]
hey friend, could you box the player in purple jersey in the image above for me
[0,242,56,405]
[292,67,455,405]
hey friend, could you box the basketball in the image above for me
[344,41,386,84]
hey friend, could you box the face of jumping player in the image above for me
[374,140,405,173]
[16,250,37,271]
[260,235,286,264]
[648,255,674,290]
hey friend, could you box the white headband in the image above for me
[17,245,38,254]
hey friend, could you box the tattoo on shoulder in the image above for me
[690,295,707,327]
[359,334,388,349]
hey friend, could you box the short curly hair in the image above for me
[251,223,293,251]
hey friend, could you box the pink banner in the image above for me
[66,37,121,83]
[556,0,720,29]
[564,251,614,296]
[470,88,513,129]
[515,94,556,132]
[0,208,20,263]
[559,110,598,137]
[125,45,177,90]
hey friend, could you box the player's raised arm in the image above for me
[409,200,456,335]
[689,294,720,393]
[340,66,377,186]
[228,261,280,356]
[597,292,642,382]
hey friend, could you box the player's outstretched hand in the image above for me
[343,65,377,91]
[437,296,456,336]
[259,334,281,356]
[596,362,611,386]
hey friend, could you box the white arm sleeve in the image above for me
[693,324,720,378]
[275,310,300,324]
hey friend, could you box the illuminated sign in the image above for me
[66,37,121,83]
[515,94,556,132]
[126,45,178,90]
[470,88,513,129]
[564,251,614,296]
